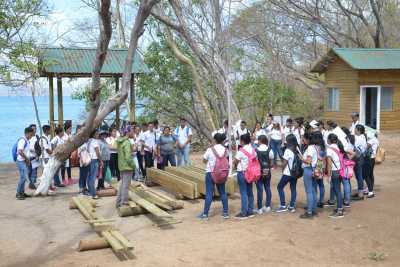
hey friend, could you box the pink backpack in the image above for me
[240,147,261,183]
[330,147,355,179]
[211,146,229,184]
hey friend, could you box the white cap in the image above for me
[310,120,319,129]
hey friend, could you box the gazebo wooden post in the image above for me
[48,74,55,136]
[57,76,64,128]
[130,74,135,123]
[115,76,120,129]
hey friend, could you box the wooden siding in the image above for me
[359,70,400,131]
[323,57,359,127]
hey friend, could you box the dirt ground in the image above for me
[1,133,400,267]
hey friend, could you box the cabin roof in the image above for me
[38,47,149,77]
[311,48,400,74]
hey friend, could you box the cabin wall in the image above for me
[359,70,400,131]
[323,57,359,128]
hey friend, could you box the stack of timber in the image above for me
[70,197,133,258]
[166,166,236,196]
[146,168,199,199]
[114,183,183,226]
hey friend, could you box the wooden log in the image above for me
[101,231,124,252]
[110,230,134,250]
[129,191,173,219]
[78,238,110,252]
[69,198,97,209]
[165,167,207,195]
[117,203,146,217]
[72,197,94,220]
[129,185,173,211]
[97,188,117,197]
[146,190,184,209]
[147,168,198,199]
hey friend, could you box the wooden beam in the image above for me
[115,76,120,129]
[48,75,55,136]
[129,185,173,211]
[147,168,198,199]
[164,167,207,195]
[128,191,173,219]
[56,76,63,128]
[129,74,135,122]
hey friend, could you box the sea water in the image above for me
[0,96,86,163]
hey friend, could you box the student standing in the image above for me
[234,120,250,150]
[27,124,39,190]
[263,113,274,134]
[51,127,65,187]
[175,118,193,166]
[116,128,136,208]
[299,133,319,219]
[40,125,52,166]
[276,134,299,213]
[283,118,294,141]
[255,135,273,214]
[15,127,34,200]
[312,131,326,209]
[157,126,177,169]
[61,123,73,185]
[365,134,379,198]
[326,134,344,218]
[198,133,229,220]
[106,128,120,180]
[97,130,110,190]
[350,112,360,135]
[233,133,255,220]
[293,117,305,148]
[352,124,367,201]
[87,130,102,199]
[269,122,284,166]
[252,121,266,147]
[140,122,158,177]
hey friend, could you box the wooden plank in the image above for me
[128,191,173,219]
[129,185,173,211]
[72,197,94,220]
[101,231,124,252]
[110,230,134,250]
[147,168,198,199]
[164,167,206,195]
[139,186,184,209]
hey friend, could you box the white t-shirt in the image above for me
[368,137,379,158]
[175,126,192,146]
[51,135,64,149]
[264,123,273,133]
[355,134,367,153]
[302,145,318,168]
[283,126,294,139]
[16,137,29,162]
[88,138,100,159]
[106,136,117,154]
[327,144,341,171]
[293,127,304,145]
[41,135,52,159]
[235,144,254,172]
[78,143,88,155]
[256,144,274,158]
[29,135,38,159]
[254,129,267,144]
[331,127,349,148]
[203,144,226,173]
[283,148,295,176]
[235,128,250,145]
[350,120,360,135]
[141,130,158,152]
[269,129,282,141]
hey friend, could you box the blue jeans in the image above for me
[28,164,37,185]
[203,172,228,216]
[256,174,272,209]
[314,178,325,204]
[16,161,28,194]
[53,168,62,186]
[237,171,254,215]
[277,174,297,207]
[176,144,190,166]
[342,178,351,205]
[270,139,282,165]
[331,171,343,209]
[303,167,317,214]
[355,157,364,192]
[79,165,89,190]
[161,153,176,169]
[88,159,99,197]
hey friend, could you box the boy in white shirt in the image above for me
[174,118,193,166]
[15,127,34,200]
[350,112,360,135]
[365,134,379,198]
[234,120,250,149]
[140,122,158,177]
[28,124,39,190]
[51,127,65,187]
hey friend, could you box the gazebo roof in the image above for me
[38,47,149,77]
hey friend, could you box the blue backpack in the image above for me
[12,138,28,162]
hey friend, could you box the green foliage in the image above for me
[71,79,114,111]
[137,40,194,124]
[234,76,313,123]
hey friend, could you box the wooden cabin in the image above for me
[311,48,400,131]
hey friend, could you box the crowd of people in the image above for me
[13,112,380,221]
[13,118,193,203]
[200,112,380,220]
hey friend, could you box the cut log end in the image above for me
[78,238,110,252]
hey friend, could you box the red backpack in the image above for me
[211,146,229,184]
[330,147,355,179]
[240,147,261,183]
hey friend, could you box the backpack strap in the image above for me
[329,147,341,170]
[211,146,226,159]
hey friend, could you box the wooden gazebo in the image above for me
[38,47,148,133]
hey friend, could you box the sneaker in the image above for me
[352,195,364,201]
[324,201,335,207]
[317,202,324,208]
[329,210,344,219]
[299,212,313,219]
[234,213,248,220]
[262,206,271,213]
[197,214,209,221]
[23,193,31,198]
[363,189,369,195]
[247,211,255,218]
[344,203,351,208]
[92,195,100,200]
[367,192,375,198]
[29,183,36,190]
[256,209,263,215]
[16,193,25,200]
[55,184,65,188]
[222,213,230,219]
[288,206,296,213]
[275,206,288,213]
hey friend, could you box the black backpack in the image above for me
[34,135,43,157]
[257,149,271,176]
[289,149,303,179]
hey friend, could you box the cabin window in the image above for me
[381,87,393,111]
[327,88,340,111]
